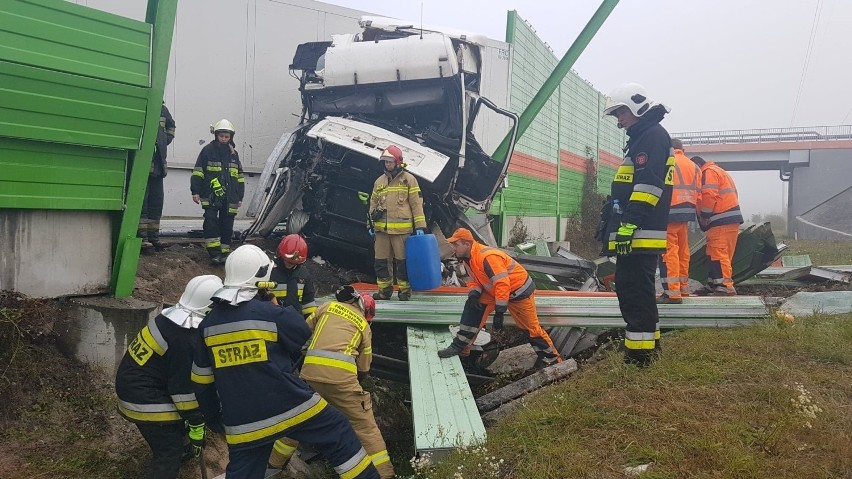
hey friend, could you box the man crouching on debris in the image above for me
[269,285,395,478]
[191,245,379,479]
[437,227,561,368]
[115,274,223,479]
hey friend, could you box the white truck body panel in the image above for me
[320,33,459,87]
[306,117,450,183]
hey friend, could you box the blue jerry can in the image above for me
[405,233,441,291]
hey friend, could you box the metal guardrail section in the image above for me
[407,326,486,456]
[672,125,852,145]
[373,296,768,328]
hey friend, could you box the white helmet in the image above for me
[178,275,223,312]
[603,83,653,118]
[210,119,236,135]
[223,245,274,288]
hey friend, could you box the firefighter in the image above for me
[269,234,317,318]
[191,119,245,265]
[269,286,395,478]
[115,274,223,479]
[191,245,378,479]
[691,156,743,295]
[437,228,561,368]
[601,82,675,367]
[368,145,427,301]
[657,138,701,304]
[138,102,175,251]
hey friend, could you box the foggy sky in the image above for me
[327,0,852,217]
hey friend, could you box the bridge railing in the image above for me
[672,125,852,145]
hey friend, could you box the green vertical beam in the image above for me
[111,0,178,297]
[492,0,619,164]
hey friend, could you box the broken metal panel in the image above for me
[781,255,813,267]
[373,296,768,328]
[407,326,486,455]
[807,267,851,283]
[689,223,780,284]
[780,291,852,316]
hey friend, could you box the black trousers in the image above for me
[203,206,236,253]
[140,175,165,242]
[615,254,659,355]
[136,421,185,479]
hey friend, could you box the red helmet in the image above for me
[380,145,403,167]
[277,234,308,265]
[359,292,376,322]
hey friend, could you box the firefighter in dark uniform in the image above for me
[139,103,176,251]
[191,245,379,479]
[115,275,223,479]
[191,119,245,265]
[269,234,317,318]
[600,82,675,367]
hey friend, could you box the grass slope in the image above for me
[416,313,852,479]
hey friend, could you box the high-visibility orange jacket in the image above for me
[698,161,743,228]
[301,302,372,385]
[669,149,700,223]
[466,242,534,313]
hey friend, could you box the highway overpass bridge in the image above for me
[670,126,852,239]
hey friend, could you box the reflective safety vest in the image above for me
[698,161,743,228]
[301,302,372,385]
[668,149,700,223]
[466,242,535,313]
[369,169,427,234]
[191,298,325,449]
[115,314,203,425]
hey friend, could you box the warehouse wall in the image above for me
[493,11,625,243]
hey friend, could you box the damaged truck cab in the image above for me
[246,17,518,255]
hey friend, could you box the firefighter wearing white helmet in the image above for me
[192,245,380,479]
[115,274,223,479]
[368,145,428,301]
[191,118,245,265]
[599,82,675,368]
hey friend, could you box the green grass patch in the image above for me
[413,313,852,478]
[783,239,852,266]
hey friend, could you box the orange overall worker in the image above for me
[691,156,743,295]
[437,228,561,368]
[657,138,701,304]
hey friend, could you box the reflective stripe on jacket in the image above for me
[269,263,317,317]
[191,298,320,449]
[466,242,535,314]
[669,149,700,223]
[301,302,372,384]
[369,170,426,234]
[603,108,674,256]
[698,161,743,228]
[190,141,245,212]
[115,314,202,424]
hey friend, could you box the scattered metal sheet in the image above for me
[755,266,812,280]
[370,354,493,386]
[475,359,578,412]
[806,267,851,284]
[373,295,768,328]
[689,222,780,284]
[781,255,813,267]
[407,326,486,455]
[780,291,852,316]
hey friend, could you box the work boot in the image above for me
[373,288,393,300]
[150,240,166,252]
[656,294,683,304]
[437,346,461,358]
[398,290,411,301]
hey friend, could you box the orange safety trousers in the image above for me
[465,293,561,364]
[660,222,691,299]
[705,223,739,293]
